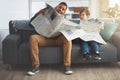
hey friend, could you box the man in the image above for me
[27,2,73,76]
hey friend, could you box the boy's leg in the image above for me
[81,41,89,53]
[90,41,100,52]
[90,41,101,60]
[81,40,92,60]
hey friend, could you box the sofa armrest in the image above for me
[111,32,120,60]
[2,34,22,64]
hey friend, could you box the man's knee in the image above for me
[29,34,39,42]
[60,35,72,45]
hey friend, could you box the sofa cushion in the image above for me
[13,20,34,31]
[100,22,118,41]
[96,18,118,41]
[72,42,117,63]
[18,41,117,64]
[18,42,63,64]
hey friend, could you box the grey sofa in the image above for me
[2,20,120,66]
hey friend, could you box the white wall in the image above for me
[0,0,29,29]
[0,0,29,62]
[89,0,100,18]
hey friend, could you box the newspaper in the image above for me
[31,4,78,38]
[60,20,106,44]
[77,20,106,44]
[30,4,106,44]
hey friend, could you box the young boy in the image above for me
[79,8,104,60]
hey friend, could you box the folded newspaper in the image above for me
[30,4,106,44]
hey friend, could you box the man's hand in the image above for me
[35,7,48,15]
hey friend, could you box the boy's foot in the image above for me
[83,53,92,60]
[94,54,101,60]
[27,66,40,76]
[64,66,73,75]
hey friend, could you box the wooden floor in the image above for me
[0,63,120,80]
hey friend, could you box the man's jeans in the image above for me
[29,34,72,67]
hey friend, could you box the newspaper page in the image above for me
[31,4,62,37]
[48,19,79,37]
[30,4,79,38]
[60,26,86,40]
[60,19,106,44]
[78,20,106,44]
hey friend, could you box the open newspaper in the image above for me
[31,4,79,38]
[30,4,106,44]
[79,20,106,44]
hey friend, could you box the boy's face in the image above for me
[56,4,67,15]
[79,12,88,20]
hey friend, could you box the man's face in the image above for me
[79,12,88,20]
[56,4,67,15]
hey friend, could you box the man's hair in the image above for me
[59,2,68,8]
[79,8,90,16]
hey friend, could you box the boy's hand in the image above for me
[99,26,104,30]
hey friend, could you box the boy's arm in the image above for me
[99,21,104,30]
[99,26,104,30]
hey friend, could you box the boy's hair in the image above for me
[59,2,68,9]
[79,8,90,16]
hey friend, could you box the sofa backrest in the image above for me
[9,19,119,42]
[9,20,81,43]
[9,20,37,42]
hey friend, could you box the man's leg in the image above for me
[28,34,72,75]
[55,35,72,74]
[57,35,72,66]
[40,35,72,74]
[28,34,51,75]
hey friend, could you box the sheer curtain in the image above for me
[109,0,120,7]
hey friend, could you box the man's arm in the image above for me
[35,7,48,15]
[30,7,48,22]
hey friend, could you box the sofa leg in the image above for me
[8,64,11,70]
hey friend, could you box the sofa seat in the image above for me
[17,41,117,65]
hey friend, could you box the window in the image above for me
[30,0,90,19]
[109,0,120,7]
